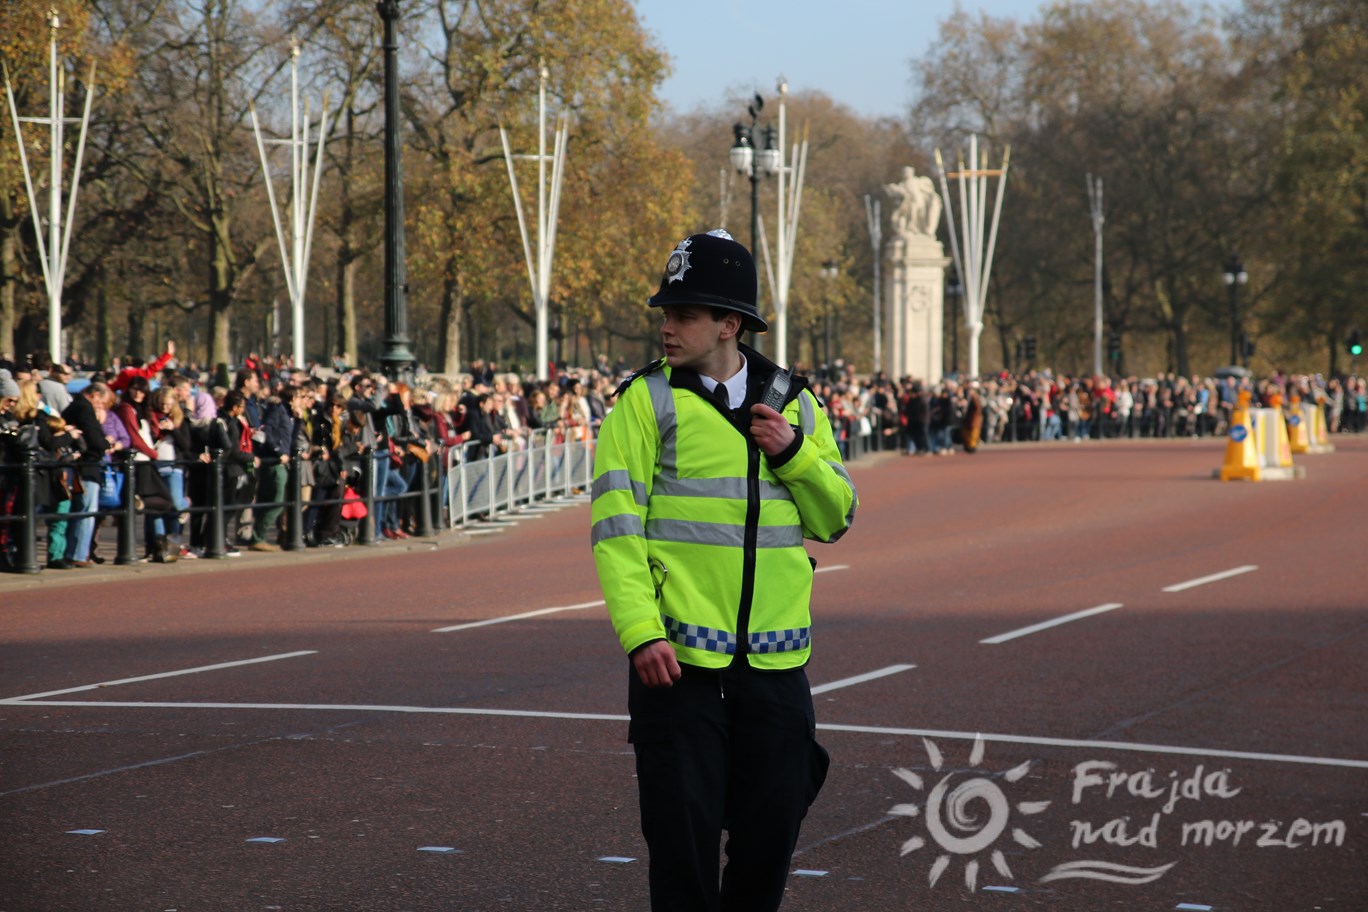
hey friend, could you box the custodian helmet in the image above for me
[647,229,766,333]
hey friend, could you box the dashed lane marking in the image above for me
[980,603,1123,645]
[0,651,318,703]
[432,600,605,633]
[1162,564,1258,593]
[810,664,915,695]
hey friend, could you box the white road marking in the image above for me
[432,600,605,633]
[980,603,1123,645]
[816,722,1368,770]
[814,564,849,574]
[811,664,915,695]
[1,651,318,702]
[0,700,632,722]
[1162,564,1258,593]
[7,698,1363,769]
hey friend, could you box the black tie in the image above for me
[711,383,730,411]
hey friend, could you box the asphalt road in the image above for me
[1,435,1364,912]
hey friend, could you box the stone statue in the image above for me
[885,166,942,240]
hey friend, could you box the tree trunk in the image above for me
[0,222,16,359]
[96,285,110,368]
[336,252,358,367]
[126,305,142,357]
[208,209,236,367]
[439,262,463,375]
[1171,321,1190,377]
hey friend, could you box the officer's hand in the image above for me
[632,640,681,688]
[749,403,796,456]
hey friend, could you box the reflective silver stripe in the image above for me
[592,469,647,506]
[748,626,811,654]
[646,518,802,548]
[662,614,737,655]
[645,371,677,479]
[827,460,854,489]
[756,524,805,547]
[591,513,645,546]
[798,391,815,435]
[653,475,793,502]
[807,460,857,543]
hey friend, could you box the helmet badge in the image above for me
[664,237,693,284]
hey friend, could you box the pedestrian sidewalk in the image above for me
[0,526,479,594]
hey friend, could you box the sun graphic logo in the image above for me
[889,735,1050,891]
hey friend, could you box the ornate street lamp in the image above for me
[730,95,780,347]
[1223,252,1248,367]
[377,0,414,379]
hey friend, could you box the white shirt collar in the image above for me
[700,354,748,408]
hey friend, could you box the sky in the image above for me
[635,0,1048,120]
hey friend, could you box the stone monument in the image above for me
[883,166,949,381]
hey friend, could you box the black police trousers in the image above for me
[628,658,830,912]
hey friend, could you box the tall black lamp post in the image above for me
[1222,252,1247,367]
[819,259,838,370]
[730,95,780,347]
[377,0,414,378]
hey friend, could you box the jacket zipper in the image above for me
[735,436,761,661]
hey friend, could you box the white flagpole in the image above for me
[250,41,328,367]
[1087,173,1104,377]
[501,62,569,381]
[2,13,97,364]
[775,81,787,365]
[864,195,882,374]
[935,135,1010,379]
[58,62,96,287]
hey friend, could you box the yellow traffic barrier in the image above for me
[1218,392,1261,481]
[1304,399,1335,454]
[1287,395,1311,454]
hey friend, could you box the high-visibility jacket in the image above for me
[591,351,857,671]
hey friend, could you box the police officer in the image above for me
[591,230,857,911]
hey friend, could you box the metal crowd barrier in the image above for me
[0,439,443,573]
[446,428,595,527]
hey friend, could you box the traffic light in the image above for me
[1349,329,1363,358]
[1024,335,1036,361]
[1107,333,1121,361]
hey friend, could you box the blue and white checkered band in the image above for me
[748,626,812,654]
[664,238,693,284]
[662,614,737,655]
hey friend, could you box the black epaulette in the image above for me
[613,358,665,399]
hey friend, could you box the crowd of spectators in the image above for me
[2,343,1364,574]
[796,362,1367,458]
[0,344,619,572]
